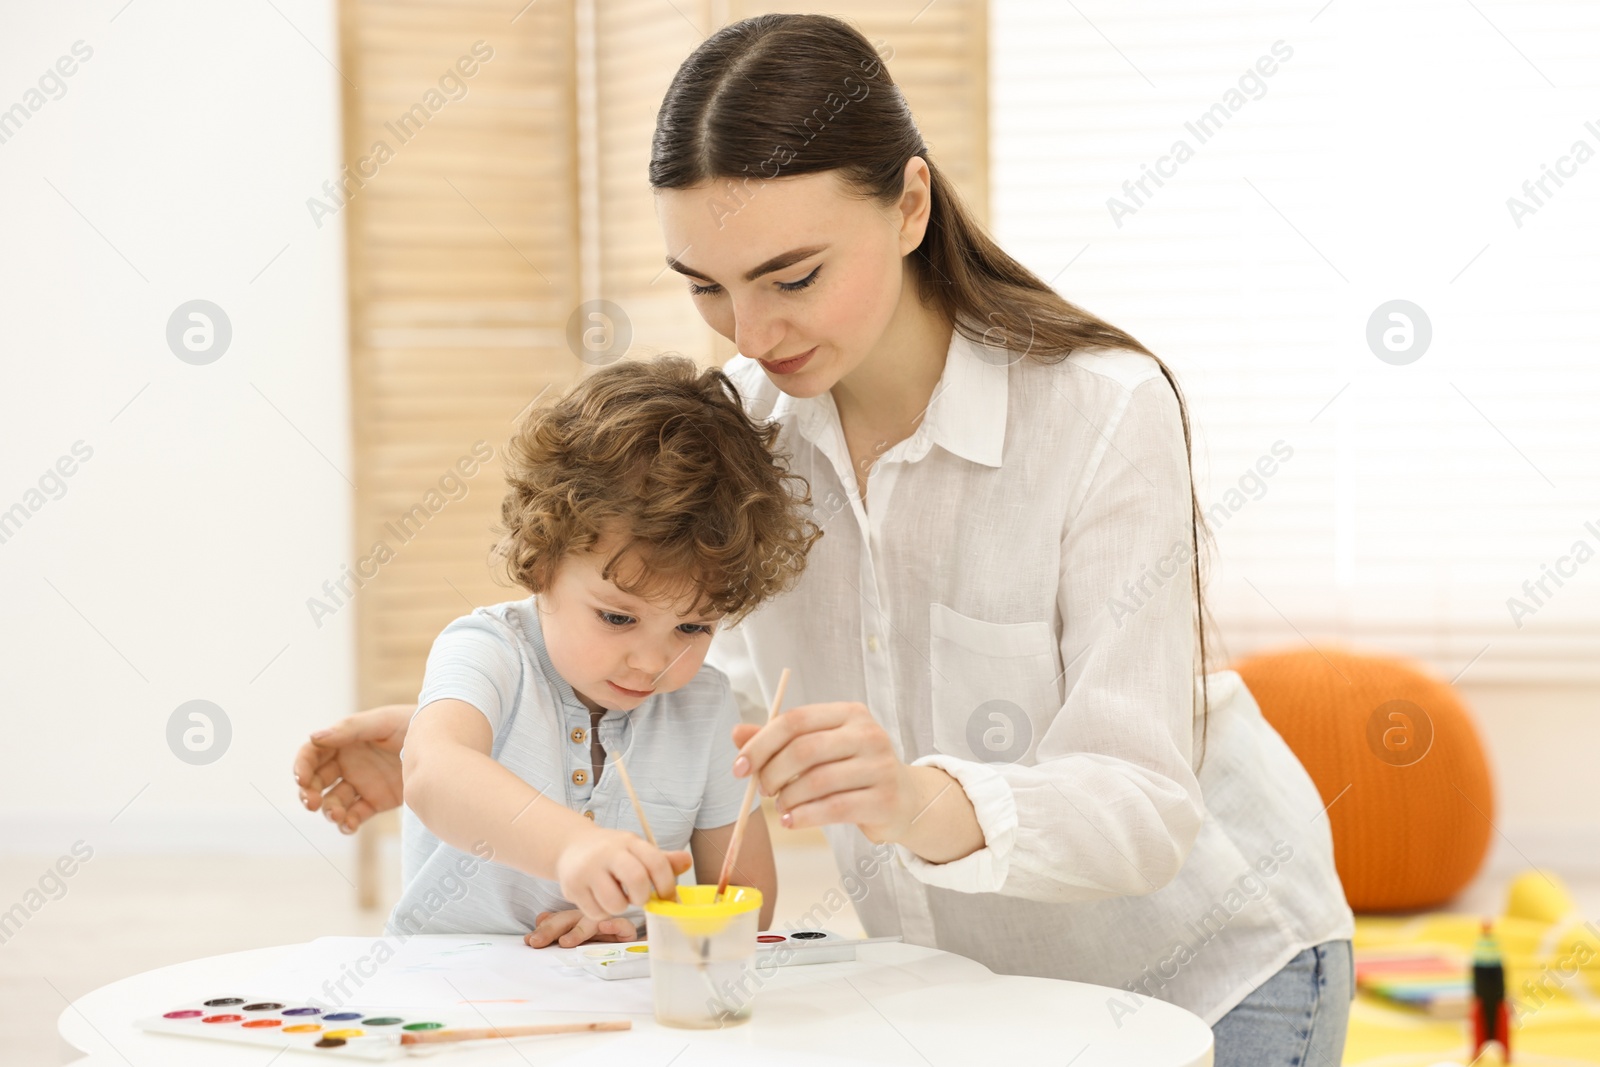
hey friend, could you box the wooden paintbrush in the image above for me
[609,749,656,847]
[716,667,790,902]
[399,1019,631,1044]
[609,749,678,904]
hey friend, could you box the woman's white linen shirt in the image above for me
[708,328,1353,1024]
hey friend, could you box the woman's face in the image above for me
[655,164,930,398]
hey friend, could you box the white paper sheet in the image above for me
[247,934,656,1015]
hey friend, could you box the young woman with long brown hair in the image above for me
[296,15,1354,1063]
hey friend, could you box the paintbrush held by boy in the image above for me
[389,356,821,948]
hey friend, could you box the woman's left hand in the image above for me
[730,701,920,844]
[293,705,411,833]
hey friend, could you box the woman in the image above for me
[295,14,1354,1063]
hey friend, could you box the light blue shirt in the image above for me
[387,595,757,936]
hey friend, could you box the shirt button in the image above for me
[570,727,586,744]
[867,635,880,652]
[572,769,588,786]
[582,810,595,821]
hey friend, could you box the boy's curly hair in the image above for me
[492,355,822,623]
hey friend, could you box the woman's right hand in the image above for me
[292,705,413,833]
[554,827,691,922]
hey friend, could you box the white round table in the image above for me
[58,940,1213,1066]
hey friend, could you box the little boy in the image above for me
[388,355,819,948]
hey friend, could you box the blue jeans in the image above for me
[1212,940,1353,1067]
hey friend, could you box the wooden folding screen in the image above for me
[337,0,987,905]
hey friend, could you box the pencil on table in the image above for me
[716,667,790,902]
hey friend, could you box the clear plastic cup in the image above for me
[643,885,764,1028]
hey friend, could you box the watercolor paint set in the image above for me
[577,929,888,980]
[136,997,629,1059]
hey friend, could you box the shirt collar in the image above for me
[767,321,1008,469]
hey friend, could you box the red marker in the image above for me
[1471,919,1510,1063]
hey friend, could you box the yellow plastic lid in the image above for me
[646,885,762,937]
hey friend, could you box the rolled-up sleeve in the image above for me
[895,374,1205,902]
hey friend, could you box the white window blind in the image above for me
[990,0,1600,683]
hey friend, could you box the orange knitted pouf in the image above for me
[1230,646,1495,913]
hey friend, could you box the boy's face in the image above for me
[537,535,723,716]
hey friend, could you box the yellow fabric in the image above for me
[1344,872,1600,1065]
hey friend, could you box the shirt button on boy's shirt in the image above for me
[582,810,595,821]
[572,769,588,786]
[570,727,586,744]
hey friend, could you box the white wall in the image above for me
[989,0,1600,874]
[1461,683,1600,875]
[0,1,356,869]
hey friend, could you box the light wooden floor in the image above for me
[7,813,1597,1066]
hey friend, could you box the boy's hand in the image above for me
[524,909,639,949]
[554,827,692,922]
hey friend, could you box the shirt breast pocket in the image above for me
[622,771,698,851]
[928,602,1061,765]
